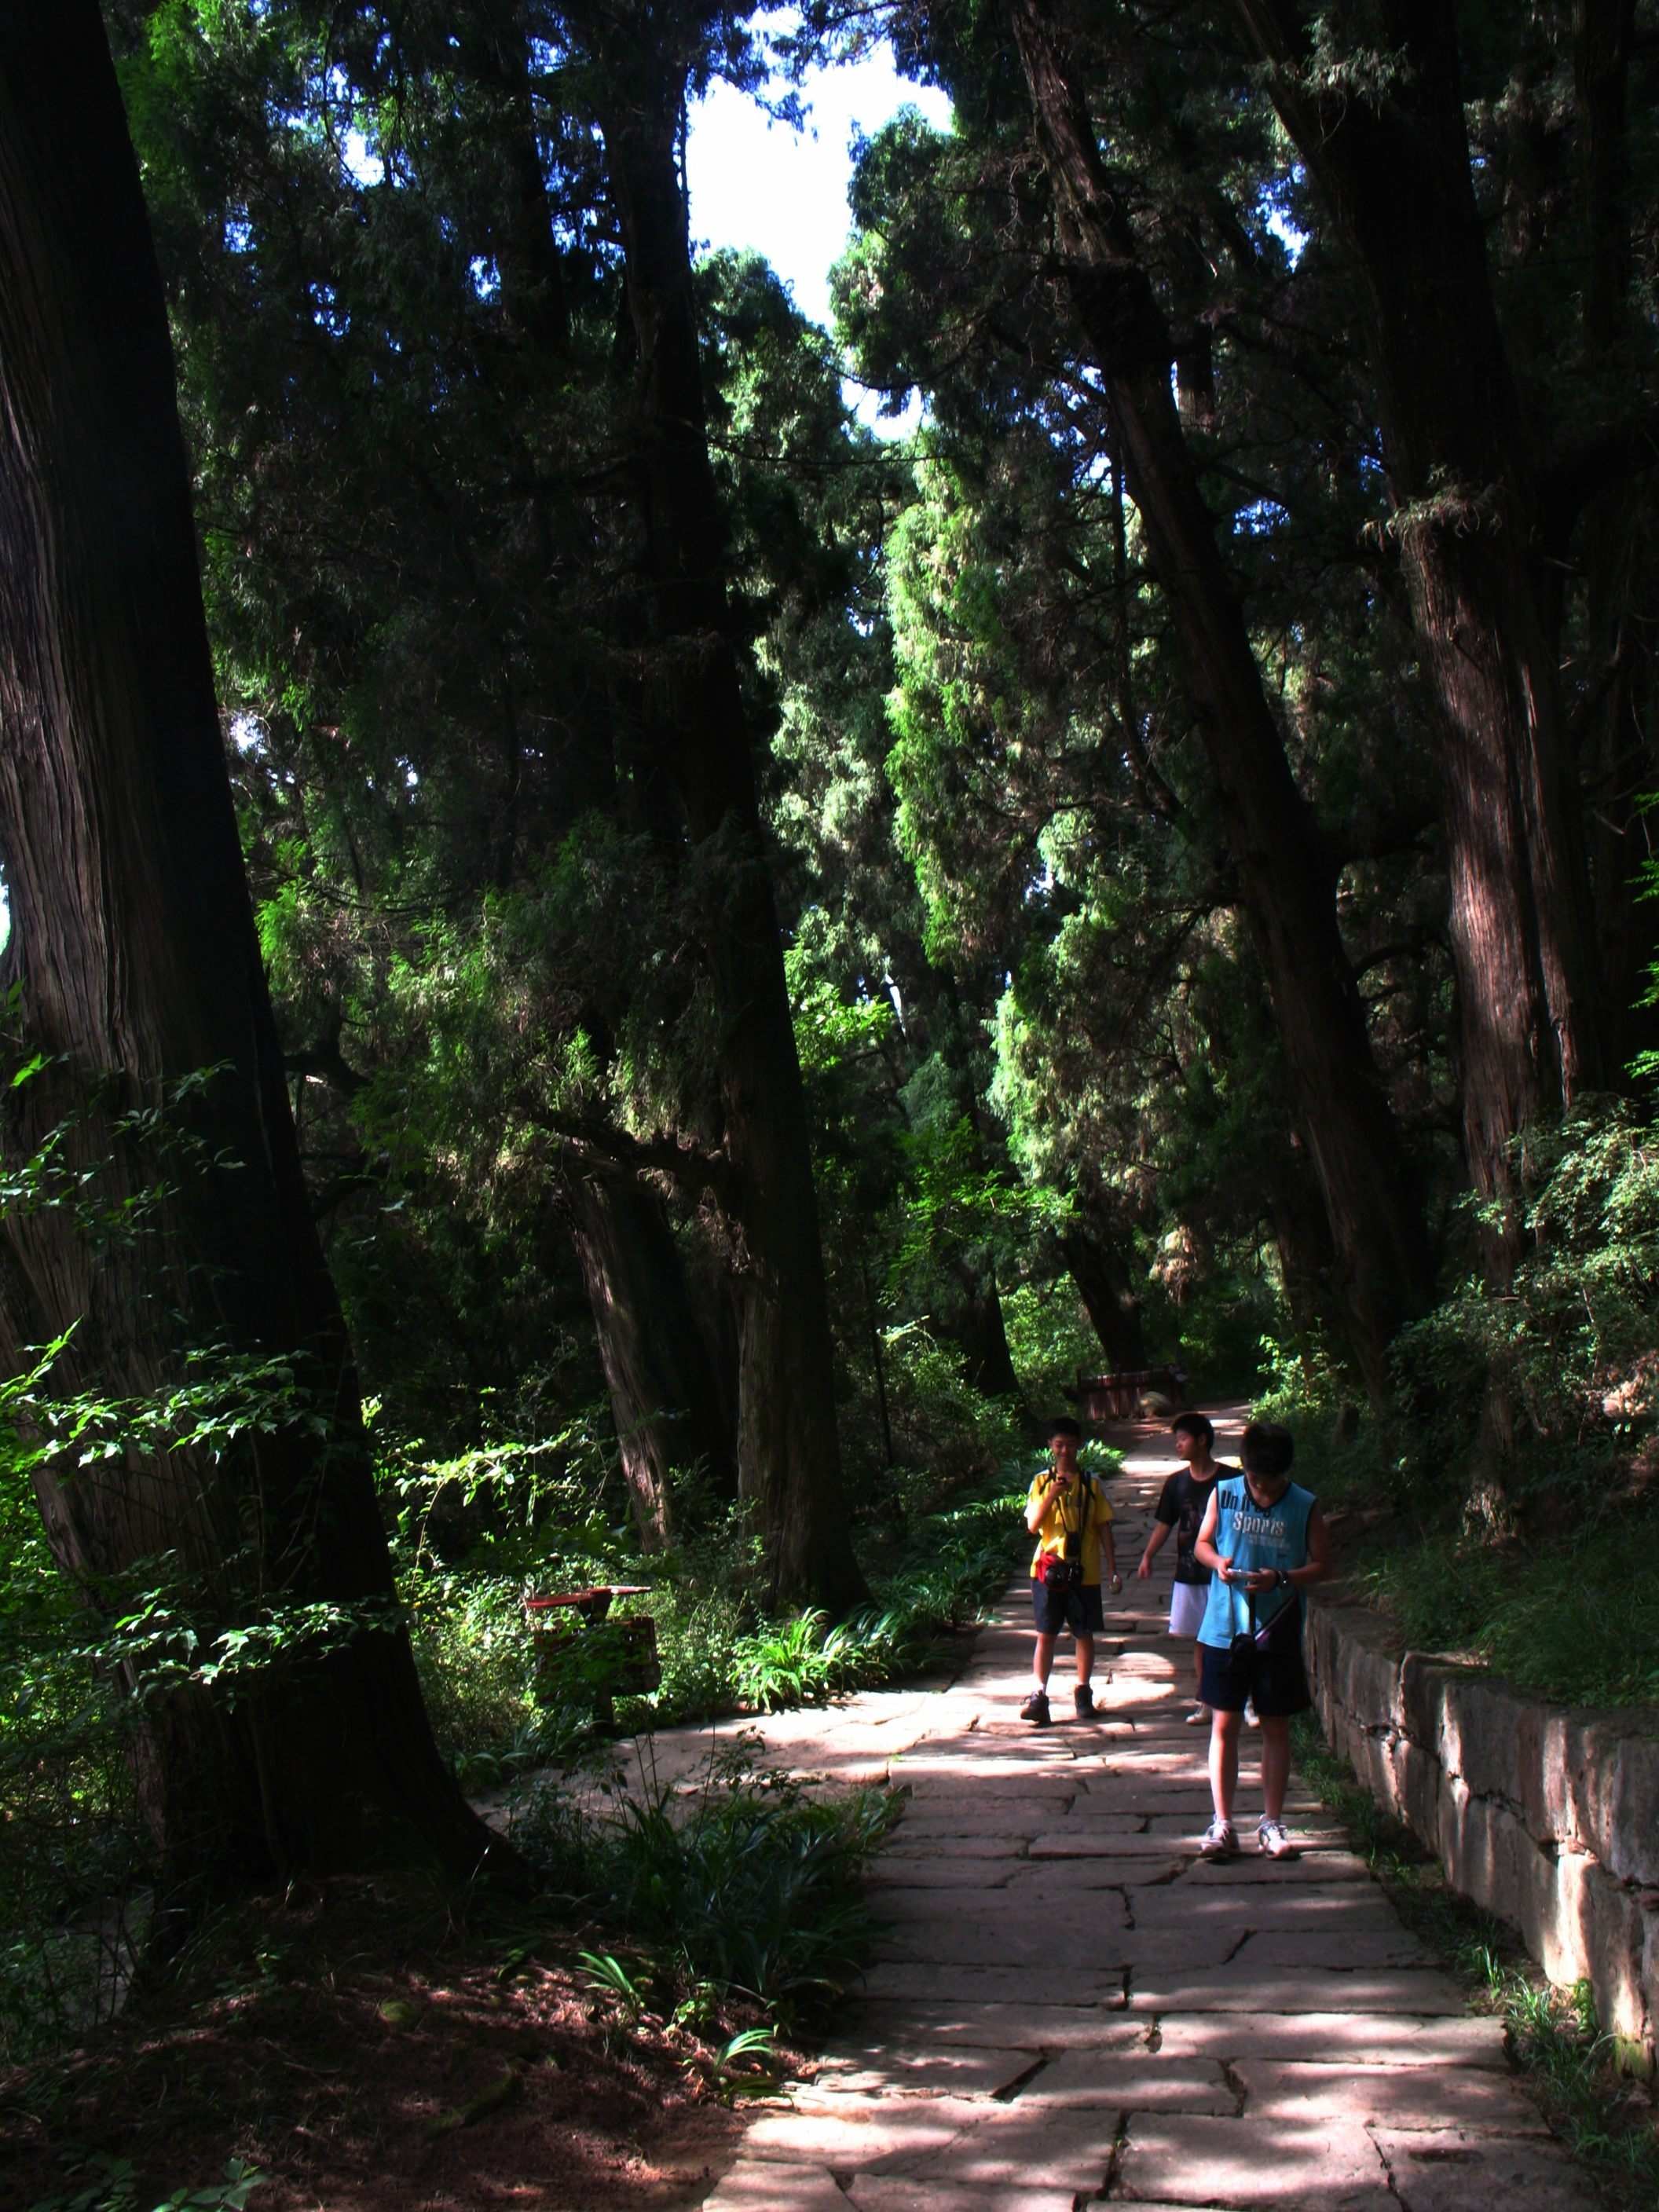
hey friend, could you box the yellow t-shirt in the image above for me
[1027,1470,1114,1584]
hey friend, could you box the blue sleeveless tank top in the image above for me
[1196,1476,1317,1648]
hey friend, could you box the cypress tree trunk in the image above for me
[571,2,867,1613]
[1008,0,1434,1408]
[1060,1223,1148,1371]
[1570,0,1654,1077]
[0,3,505,1898]
[1230,0,1607,1235]
[562,1169,738,1545]
[938,1266,1023,1400]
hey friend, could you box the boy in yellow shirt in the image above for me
[1021,1417,1121,1723]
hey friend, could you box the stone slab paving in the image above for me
[696,1417,1603,2210]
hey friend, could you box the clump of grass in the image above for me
[1292,1715,1659,2201]
[511,1738,899,2031]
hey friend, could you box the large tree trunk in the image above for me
[0,3,504,1899]
[1579,495,1659,1078]
[1060,1221,1148,1371]
[562,1169,738,1546]
[937,1265,1023,1400]
[1230,0,1607,1243]
[1008,0,1434,1408]
[1269,1150,1342,1350]
[571,2,867,1613]
[1570,1,1656,1077]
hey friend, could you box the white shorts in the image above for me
[1168,1582,1208,1639]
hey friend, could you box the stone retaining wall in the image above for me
[1303,1591,1659,2060]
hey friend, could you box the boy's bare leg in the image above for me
[1208,1708,1242,1824]
[1075,1633,1093,1686]
[1260,1714,1291,1820]
[1030,1630,1057,1691]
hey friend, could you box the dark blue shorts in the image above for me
[1198,1635,1310,1717]
[1031,1578,1105,1638]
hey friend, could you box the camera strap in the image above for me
[1061,1470,1093,1548]
[1039,1470,1091,1579]
[1247,1584,1296,1650]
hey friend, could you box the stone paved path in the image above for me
[699,1418,1599,2211]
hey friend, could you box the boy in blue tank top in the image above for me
[1191,1421,1329,1860]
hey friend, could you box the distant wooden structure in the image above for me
[1068,1365,1186,1423]
[524,1584,661,1722]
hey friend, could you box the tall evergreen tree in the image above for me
[0,2,504,1893]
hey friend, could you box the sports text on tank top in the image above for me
[1196,1476,1317,1648]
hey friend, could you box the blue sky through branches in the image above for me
[686,38,951,429]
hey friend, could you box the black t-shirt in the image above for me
[1154,1466,1229,1584]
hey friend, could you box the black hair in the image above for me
[1170,1412,1214,1445]
[1047,1415,1082,1441]
[1240,1421,1295,1478]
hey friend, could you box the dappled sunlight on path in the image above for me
[696,1415,1595,2210]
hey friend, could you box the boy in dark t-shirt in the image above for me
[1137,1412,1225,1725]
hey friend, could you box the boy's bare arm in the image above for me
[1137,1521,1172,1575]
[1288,1507,1331,1588]
[1191,1490,1225,1575]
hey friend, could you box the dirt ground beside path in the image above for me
[0,1873,744,2212]
[697,1409,1613,2211]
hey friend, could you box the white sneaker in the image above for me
[1185,1702,1210,1725]
[1243,1698,1260,1728]
[1257,1817,1298,1860]
[1199,1817,1236,1859]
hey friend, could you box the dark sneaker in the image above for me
[1074,1683,1096,1719]
[1019,1690,1051,1726]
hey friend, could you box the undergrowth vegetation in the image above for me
[1293,1716,1659,2203]
[513,1735,900,2025]
[1249,1102,1659,1710]
[1,1341,1071,2070]
[405,1456,1050,1791]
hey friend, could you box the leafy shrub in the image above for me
[642,1584,747,1724]
[1001,1282,1101,1408]
[1249,1332,1393,1507]
[1357,1509,1659,1709]
[0,1487,148,2066]
[1390,1100,1659,1502]
[516,1743,898,2022]
[733,1610,839,1712]
[403,1566,539,1771]
[1138,1269,1276,1399]
[27,2154,264,2212]
[838,1325,1023,1510]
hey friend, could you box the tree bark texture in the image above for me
[1569,0,1654,1076]
[562,1168,738,1546]
[1574,0,1638,357]
[1008,0,1433,1407]
[0,4,504,1895]
[1060,1222,1148,1371]
[1230,0,1607,1237]
[570,0,867,1613]
[938,1265,1022,1400]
